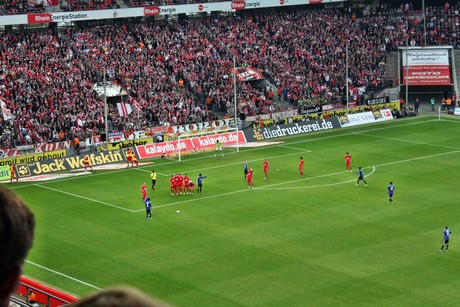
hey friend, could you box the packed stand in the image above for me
[64,0,118,11]
[200,9,400,109]
[125,0,221,7]
[0,0,47,15]
[65,22,221,126]
[0,30,106,148]
[2,3,460,148]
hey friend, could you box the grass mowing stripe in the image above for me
[25,260,102,291]
[17,117,460,306]
[152,146,459,208]
[355,133,460,150]
[35,184,135,212]
[8,117,451,191]
[259,166,377,190]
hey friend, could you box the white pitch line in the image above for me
[279,145,312,152]
[373,149,460,167]
[149,148,460,209]
[166,150,309,177]
[25,260,102,291]
[152,188,255,209]
[259,166,376,190]
[28,121,460,212]
[35,184,135,212]
[355,133,460,150]
[19,118,460,292]
[5,118,450,190]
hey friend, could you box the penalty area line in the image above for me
[141,167,376,210]
[259,166,376,190]
[25,260,102,291]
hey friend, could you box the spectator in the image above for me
[0,187,35,307]
[70,286,169,307]
[2,3,460,148]
[28,290,36,305]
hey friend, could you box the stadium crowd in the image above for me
[0,0,245,15]
[64,0,119,11]
[125,0,222,7]
[1,2,459,148]
[0,0,47,15]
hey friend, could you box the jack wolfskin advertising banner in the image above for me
[244,118,341,141]
[15,150,126,178]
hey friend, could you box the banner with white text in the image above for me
[136,131,247,158]
[402,49,451,86]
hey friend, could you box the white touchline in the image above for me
[25,260,102,291]
[35,184,135,212]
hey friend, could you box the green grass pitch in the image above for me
[11,116,460,306]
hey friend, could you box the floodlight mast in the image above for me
[346,41,349,114]
[405,36,409,108]
[233,56,239,152]
[104,68,108,151]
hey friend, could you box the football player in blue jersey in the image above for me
[387,182,395,204]
[355,167,367,186]
[144,196,152,219]
[439,226,451,252]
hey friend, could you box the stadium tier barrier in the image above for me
[17,276,78,307]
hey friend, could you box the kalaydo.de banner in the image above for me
[136,131,247,159]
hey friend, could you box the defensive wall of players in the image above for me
[0,102,399,180]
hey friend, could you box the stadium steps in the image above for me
[454,50,460,90]
[385,51,398,84]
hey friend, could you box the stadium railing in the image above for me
[16,276,78,307]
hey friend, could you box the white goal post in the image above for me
[176,128,241,161]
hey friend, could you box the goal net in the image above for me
[175,128,242,161]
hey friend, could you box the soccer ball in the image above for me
[176,210,180,214]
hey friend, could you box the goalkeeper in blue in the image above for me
[387,182,395,204]
[355,167,367,186]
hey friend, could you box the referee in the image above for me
[151,170,157,190]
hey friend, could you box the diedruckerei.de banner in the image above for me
[244,118,341,142]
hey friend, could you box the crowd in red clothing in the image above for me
[64,0,118,11]
[125,0,221,7]
[0,0,47,15]
[1,3,460,149]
